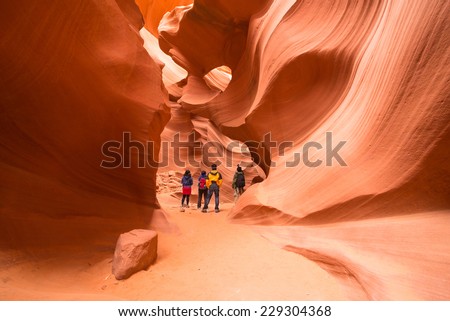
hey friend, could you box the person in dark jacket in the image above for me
[232,165,245,203]
[197,170,208,209]
[180,170,193,210]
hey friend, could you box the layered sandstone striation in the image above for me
[139,26,260,201]
[153,0,450,299]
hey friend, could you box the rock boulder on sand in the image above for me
[112,229,158,280]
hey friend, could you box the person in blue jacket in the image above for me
[180,170,193,209]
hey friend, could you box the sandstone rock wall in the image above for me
[150,0,450,299]
[0,0,170,253]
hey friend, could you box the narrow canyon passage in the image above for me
[1,0,449,301]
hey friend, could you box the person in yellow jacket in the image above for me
[202,164,223,213]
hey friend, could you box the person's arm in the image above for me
[206,173,211,188]
[217,172,223,187]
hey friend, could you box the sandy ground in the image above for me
[0,194,348,300]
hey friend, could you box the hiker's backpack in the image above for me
[235,172,245,188]
[199,177,207,189]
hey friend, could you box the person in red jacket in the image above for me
[197,170,208,209]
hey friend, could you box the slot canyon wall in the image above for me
[0,0,170,254]
[1,0,449,300]
[139,0,450,299]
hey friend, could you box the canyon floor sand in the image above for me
[0,194,348,300]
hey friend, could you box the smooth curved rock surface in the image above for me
[136,0,193,37]
[153,0,450,299]
[0,0,170,254]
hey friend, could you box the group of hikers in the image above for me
[180,164,246,213]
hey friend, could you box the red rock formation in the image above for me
[0,0,170,254]
[139,26,259,201]
[154,0,450,299]
[112,229,158,280]
[1,0,449,301]
[136,0,193,36]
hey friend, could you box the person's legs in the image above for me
[186,195,190,207]
[213,186,220,211]
[181,194,186,206]
[198,189,205,208]
[202,189,212,212]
